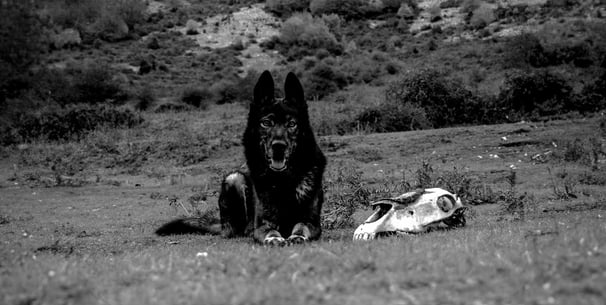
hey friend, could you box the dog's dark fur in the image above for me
[156,71,326,245]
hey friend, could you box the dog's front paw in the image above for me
[264,236,287,247]
[287,234,308,245]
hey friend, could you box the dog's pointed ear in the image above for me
[284,72,304,105]
[254,70,275,105]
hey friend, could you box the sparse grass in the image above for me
[322,164,370,229]
[3,115,606,305]
[1,184,605,305]
[548,168,579,200]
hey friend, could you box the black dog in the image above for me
[156,71,326,246]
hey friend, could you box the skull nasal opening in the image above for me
[365,204,392,223]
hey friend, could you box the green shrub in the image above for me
[459,0,481,15]
[546,41,593,67]
[385,69,486,128]
[30,65,124,105]
[576,71,606,113]
[275,12,343,60]
[180,87,212,109]
[340,52,388,84]
[42,0,101,30]
[497,69,572,119]
[302,62,348,99]
[310,0,369,20]
[134,85,155,111]
[469,3,495,30]
[502,33,549,68]
[77,66,126,104]
[0,2,44,103]
[440,0,462,9]
[3,105,143,144]
[92,11,130,42]
[266,0,310,17]
[205,70,261,104]
[382,0,407,10]
[354,103,431,133]
[43,0,145,42]
[110,0,146,31]
[295,51,396,99]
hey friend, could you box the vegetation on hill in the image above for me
[1,0,605,145]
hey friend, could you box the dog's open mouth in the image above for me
[267,141,289,172]
[269,158,287,171]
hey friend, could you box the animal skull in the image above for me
[353,188,465,240]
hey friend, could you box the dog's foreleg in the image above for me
[287,223,311,244]
[218,171,253,237]
[262,229,287,246]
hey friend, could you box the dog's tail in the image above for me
[155,209,222,236]
[155,218,222,236]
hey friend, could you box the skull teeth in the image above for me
[353,232,376,241]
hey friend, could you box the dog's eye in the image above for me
[286,120,297,129]
[260,119,274,128]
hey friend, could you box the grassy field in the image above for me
[1,0,606,304]
[1,114,605,305]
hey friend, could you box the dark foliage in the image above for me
[354,103,430,133]
[497,69,573,120]
[134,85,155,111]
[502,33,549,68]
[0,2,45,103]
[385,69,491,128]
[266,0,310,17]
[310,0,370,20]
[576,71,606,114]
[181,87,212,109]
[302,62,348,99]
[35,66,127,105]
[2,105,143,145]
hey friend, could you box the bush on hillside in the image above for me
[266,12,343,60]
[576,71,606,114]
[546,41,593,68]
[2,105,143,145]
[469,3,495,30]
[205,70,261,104]
[134,85,155,111]
[42,0,146,42]
[385,69,488,128]
[310,0,369,20]
[180,87,212,109]
[38,65,126,105]
[502,33,549,68]
[0,2,45,103]
[497,69,573,120]
[302,61,348,99]
[266,0,310,17]
[354,103,431,133]
[110,0,146,31]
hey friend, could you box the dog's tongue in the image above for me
[270,159,286,171]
